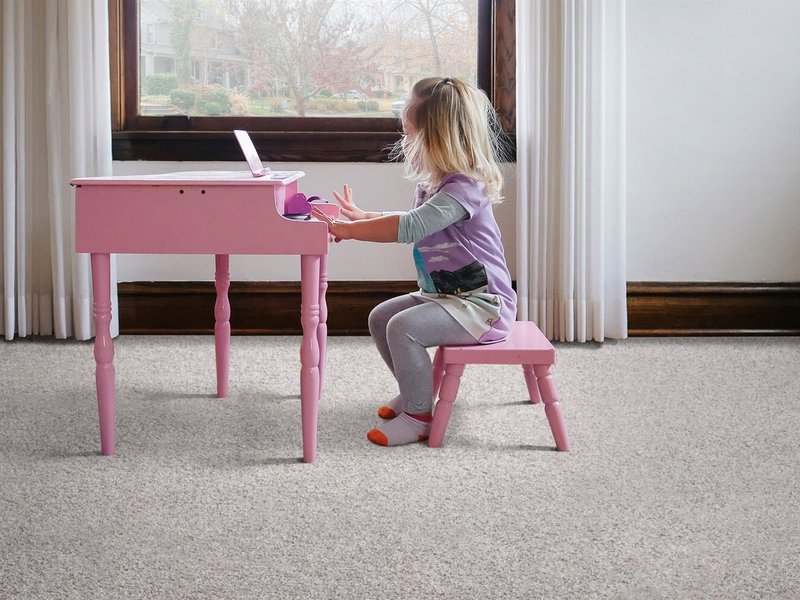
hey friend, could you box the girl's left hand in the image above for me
[311,207,349,243]
[332,184,367,221]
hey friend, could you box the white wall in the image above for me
[114,0,800,284]
[626,0,800,281]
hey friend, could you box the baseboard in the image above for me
[626,282,800,335]
[117,281,800,336]
[117,281,417,335]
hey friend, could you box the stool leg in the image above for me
[429,363,464,448]
[534,365,570,452]
[431,347,445,399]
[522,365,542,404]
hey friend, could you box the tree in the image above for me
[394,0,475,76]
[168,0,198,85]
[225,0,381,116]
[375,0,476,89]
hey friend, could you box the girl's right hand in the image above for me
[332,184,368,221]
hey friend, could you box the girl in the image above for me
[311,77,516,447]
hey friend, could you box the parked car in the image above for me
[335,90,366,100]
[391,95,407,118]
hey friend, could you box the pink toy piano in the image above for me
[71,132,338,463]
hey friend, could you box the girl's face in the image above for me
[401,103,419,162]
[403,118,417,138]
[401,99,418,138]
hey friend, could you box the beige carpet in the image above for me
[1,335,798,599]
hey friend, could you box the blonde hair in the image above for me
[395,77,505,202]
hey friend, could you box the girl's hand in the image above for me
[332,184,368,221]
[312,207,349,243]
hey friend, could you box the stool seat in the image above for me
[440,320,555,365]
[429,321,570,451]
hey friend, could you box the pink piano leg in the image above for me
[91,253,116,456]
[317,253,328,399]
[300,255,321,463]
[214,255,231,398]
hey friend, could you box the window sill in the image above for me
[112,130,404,162]
[112,130,517,163]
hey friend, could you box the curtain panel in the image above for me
[516,0,627,342]
[1,0,117,340]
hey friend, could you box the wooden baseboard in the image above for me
[626,282,800,335]
[117,281,800,336]
[117,281,417,335]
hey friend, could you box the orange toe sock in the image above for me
[367,428,389,446]
[366,413,431,447]
[377,406,397,420]
[377,394,403,420]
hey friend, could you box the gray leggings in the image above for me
[368,294,477,413]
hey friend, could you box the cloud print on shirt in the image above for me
[418,241,459,252]
[428,255,449,263]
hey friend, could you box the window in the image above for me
[110,0,515,162]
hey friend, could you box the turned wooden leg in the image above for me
[214,254,231,399]
[300,255,321,463]
[431,347,445,399]
[522,365,542,404]
[91,253,116,456]
[317,253,328,400]
[534,364,570,451]
[429,363,465,448]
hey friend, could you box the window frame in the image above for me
[110,0,515,162]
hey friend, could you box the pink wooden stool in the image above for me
[429,321,570,451]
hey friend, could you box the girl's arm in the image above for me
[396,194,468,242]
[312,193,468,244]
[311,208,400,243]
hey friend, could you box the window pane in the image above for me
[138,0,479,118]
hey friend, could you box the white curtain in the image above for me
[1,0,117,341]
[516,0,627,342]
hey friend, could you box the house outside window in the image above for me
[111,0,514,162]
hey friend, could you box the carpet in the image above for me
[1,335,798,599]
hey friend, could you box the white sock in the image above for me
[367,412,431,446]
[377,394,404,419]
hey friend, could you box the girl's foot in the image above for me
[367,412,432,446]
[376,394,404,420]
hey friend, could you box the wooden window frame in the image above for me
[109,0,515,162]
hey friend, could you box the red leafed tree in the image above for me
[225,0,381,116]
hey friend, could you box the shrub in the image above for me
[358,100,380,112]
[305,98,338,112]
[144,72,178,95]
[203,101,223,116]
[197,86,231,114]
[229,93,250,116]
[270,98,288,113]
[169,88,196,112]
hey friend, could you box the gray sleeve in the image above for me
[396,193,469,243]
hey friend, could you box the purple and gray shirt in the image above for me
[397,173,517,343]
